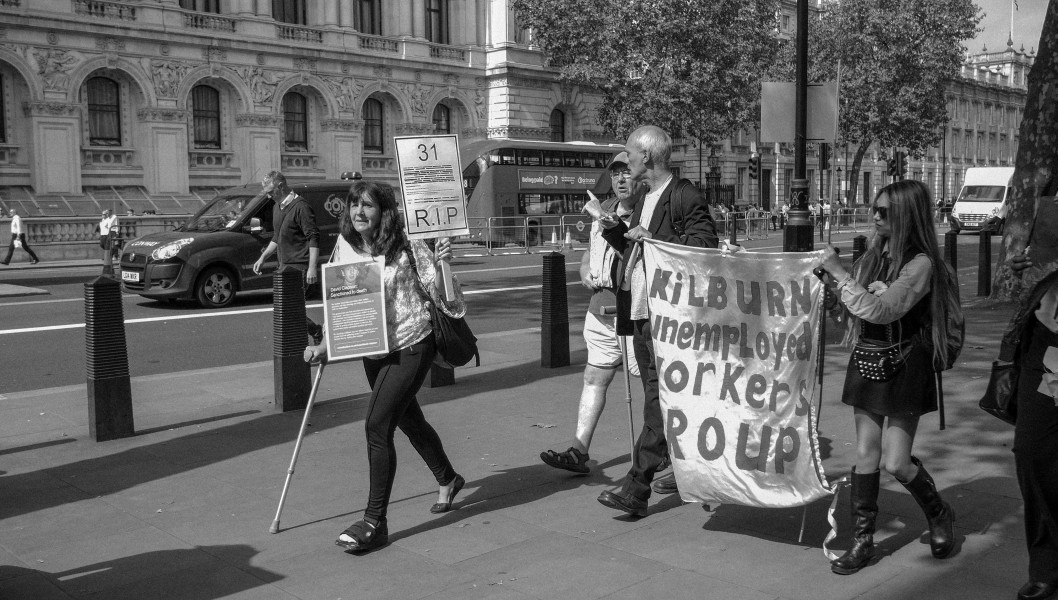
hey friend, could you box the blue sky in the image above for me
[971,0,1047,54]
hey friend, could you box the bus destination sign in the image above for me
[518,169,600,190]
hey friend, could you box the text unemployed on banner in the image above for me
[643,240,833,508]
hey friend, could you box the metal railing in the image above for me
[447,208,899,256]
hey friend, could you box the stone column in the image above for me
[412,0,426,39]
[255,0,272,18]
[24,102,83,195]
[319,119,363,179]
[136,108,190,195]
[322,1,339,27]
[237,0,254,16]
[339,0,353,28]
[235,113,283,183]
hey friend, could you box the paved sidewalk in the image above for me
[0,297,1029,600]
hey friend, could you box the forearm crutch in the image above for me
[269,360,327,534]
[617,334,636,460]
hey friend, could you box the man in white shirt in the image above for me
[98,209,119,260]
[596,126,719,516]
[2,208,40,265]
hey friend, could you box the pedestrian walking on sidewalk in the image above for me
[2,208,39,265]
[818,179,959,575]
[253,171,324,345]
[1005,249,1058,600]
[595,126,719,516]
[539,152,643,475]
[96,209,119,260]
[304,181,467,555]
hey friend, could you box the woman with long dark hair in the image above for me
[819,179,960,574]
[305,181,466,554]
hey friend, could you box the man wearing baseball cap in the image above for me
[540,152,644,474]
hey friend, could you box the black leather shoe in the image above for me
[1019,581,1058,600]
[652,472,678,495]
[597,489,648,517]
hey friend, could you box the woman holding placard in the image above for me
[818,180,960,574]
[304,181,467,555]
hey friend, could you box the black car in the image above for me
[120,178,355,308]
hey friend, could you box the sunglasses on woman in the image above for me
[872,204,888,220]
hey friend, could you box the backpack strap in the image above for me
[670,178,691,240]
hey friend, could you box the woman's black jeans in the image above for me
[361,335,456,523]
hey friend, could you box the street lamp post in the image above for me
[706,146,721,206]
[784,0,814,252]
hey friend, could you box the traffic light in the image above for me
[748,153,759,179]
[896,151,907,177]
[887,157,898,177]
[819,143,830,170]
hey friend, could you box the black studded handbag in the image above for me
[852,321,913,382]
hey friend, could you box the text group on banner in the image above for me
[320,237,389,363]
[642,240,834,508]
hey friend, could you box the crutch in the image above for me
[269,360,327,534]
[617,334,636,460]
[602,305,636,460]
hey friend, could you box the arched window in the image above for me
[180,0,220,12]
[272,0,306,24]
[191,85,221,149]
[549,108,565,143]
[432,104,450,134]
[363,98,383,154]
[87,77,121,147]
[426,0,449,44]
[357,0,382,35]
[283,92,308,152]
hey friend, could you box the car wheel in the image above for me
[195,266,236,309]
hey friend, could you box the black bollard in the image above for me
[851,235,867,262]
[541,252,570,367]
[273,266,310,412]
[85,275,134,441]
[428,360,454,388]
[977,231,992,297]
[944,230,958,271]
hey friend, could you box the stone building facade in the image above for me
[0,0,610,215]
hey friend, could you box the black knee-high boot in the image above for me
[898,456,955,558]
[831,469,880,575]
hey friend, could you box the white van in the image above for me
[950,167,1014,233]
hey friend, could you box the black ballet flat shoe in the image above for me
[335,519,388,554]
[430,474,465,514]
[1019,581,1058,600]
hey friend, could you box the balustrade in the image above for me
[280,153,319,171]
[83,148,136,168]
[429,44,467,62]
[361,156,394,171]
[276,24,323,44]
[359,35,400,54]
[73,0,137,20]
[189,150,235,169]
[0,144,19,166]
[183,12,236,32]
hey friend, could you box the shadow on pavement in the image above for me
[0,544,281,599]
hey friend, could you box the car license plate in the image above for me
[121,271,140,282]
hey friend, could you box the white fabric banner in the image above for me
[643,240,833,508]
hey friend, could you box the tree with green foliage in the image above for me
[808,0,981,203]
[995,1,1058,300]
[510,0,780,143]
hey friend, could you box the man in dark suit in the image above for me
[596,125,719,517]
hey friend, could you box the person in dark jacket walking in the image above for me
[252,171,323,344]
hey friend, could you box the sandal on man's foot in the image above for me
[335,519,388,553]
[539,447,590,474]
